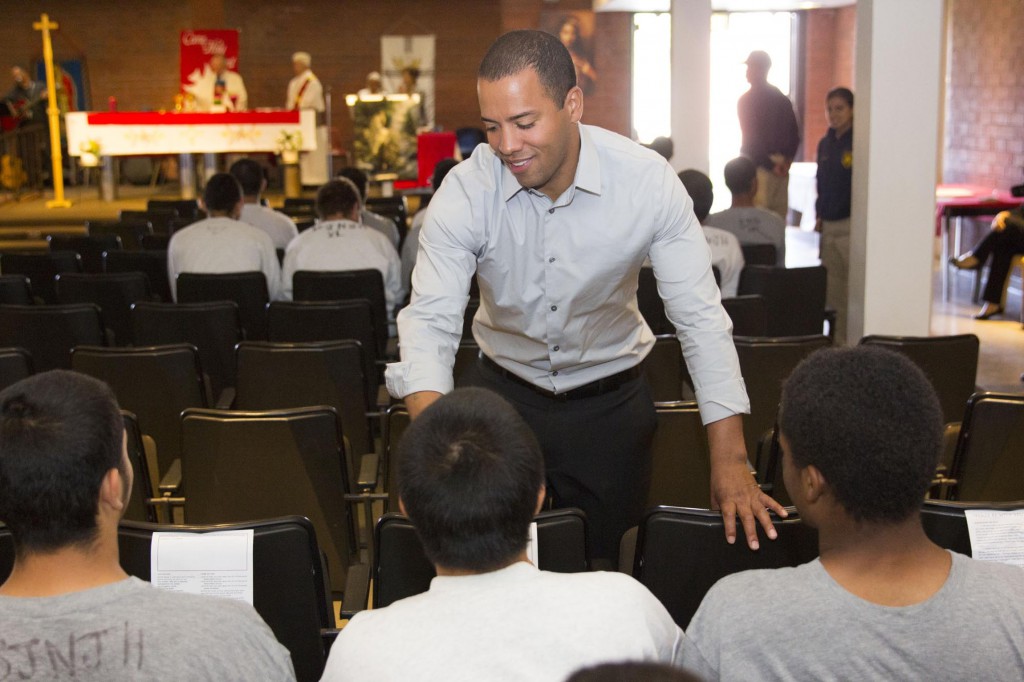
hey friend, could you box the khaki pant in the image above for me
[755,167,789,222]
[820,217,851,345]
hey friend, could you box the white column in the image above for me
[670,0,711,173]
[849,0,944,339]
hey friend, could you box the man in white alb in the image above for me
[286,51,329,186]
[188,52,247,112]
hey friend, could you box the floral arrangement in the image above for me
[79,139,101,167]
[276,130,302,154]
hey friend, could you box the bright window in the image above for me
[632,12,672,144]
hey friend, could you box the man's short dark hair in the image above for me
[229,158,266,196]
[827,86,854,108]
[316,178,361,220]
[397,388,545,572]
[646,137,674,162]
[723,156,757,196]
[678,169,714,222]
[337,167,368,200]
[0,370,125,555]
[567,662,702,682]
[431,158,459,191]
[203,172,243,213]
[779,346,943,524]
[478,30,577,107]
[402,66,420,81]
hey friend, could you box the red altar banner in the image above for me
[180,29,239,93]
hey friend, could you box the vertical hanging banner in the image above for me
[180,29,239,93]
[381,35,435,129]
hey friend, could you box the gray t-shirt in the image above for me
[0,577,295,681]
[705,206,786,266]
[681,552,1024,681]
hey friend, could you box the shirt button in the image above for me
[548,257,556,263]
[548,208,555,214]
[553,345,560,351]
[552,370,559,376]
[550,305,557,312]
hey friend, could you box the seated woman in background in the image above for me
[951,204,1024,320]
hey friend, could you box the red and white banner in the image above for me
[180,29,239,93]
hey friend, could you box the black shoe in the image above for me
[973,305,1004,320]
[950,253,981,270]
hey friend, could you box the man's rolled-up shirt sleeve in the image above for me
[648,166,750,424]
[384,179,478,399]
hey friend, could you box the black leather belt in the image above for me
[480,354,641,402]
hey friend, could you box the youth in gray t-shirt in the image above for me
[681,552,1024,681]
[705,206,786,266]
[0,577,296,681]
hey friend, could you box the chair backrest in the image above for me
[642,335,693,403]
[0,274,33,305]
[0,303,105,371]
[140,233,171,250]
[233,341,372,489]
[364,196,409,244]
[632,506,817,627]
[920,499,1024,556]
[56,272,151,346]
[292,269,387,355]
[455,126,486,158]
[740,243,777,266]
[87,219,154,251]
[722,295,768,337]
[180,406,357,595]
[0,251,83,303]
[949,392,1024,501]
[382,404,410,512]
[734,335,831,476]
[266,299,379,394]
[283,197,316,211]
[146,198,202,222]
[463,298,480,340]
[648,402,712,508]
[0,525,12,583]
[117,516,332,682]
[373,508,589,609]
[637,266,672,335]
[176,271,270,340]
[0,346,33,391]
[859,334,979,426]
[738,265,827,337]
[48,234,122,273]
[120,208,179,234]
[453,341,481,388]
[131,301,241,400]
[104,249,172,302]
[71,344,207,480]
[121,410,156,523]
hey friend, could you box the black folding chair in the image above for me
[132,301,241,400]
[648,402,712,509]
[120,208,180,234]
[722,295,768,337]
[948,392,1024,501]
[740,243,778,266]
[87,219,154,251]
[632,506,817,627]
[117,516,337,682]
[48,234,123,273]
[56,272,152,346]
[637,266,672,335]
[364,196,409,247]
[0,303,105,371]
[104,249,172,303]
[373,508,589,609]
[293,269,388,355]
[920,499,1024,556]
[121,410,157,523]
[0,346,33,391]
[0,526,12,582]
[179,406,370,602]
[0,274,33,305]
[147,198,202,222]
[642,335,693,403]
[0,251,82,304]
[176,271,270,340]
[381,404,410,512]
[739,265,828,337]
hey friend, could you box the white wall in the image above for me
[670,0,712,172]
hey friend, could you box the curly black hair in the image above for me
[779,346,942,523]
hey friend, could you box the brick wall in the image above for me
[801,6,856,164]
[944,0,1024,189]
[1,0,631,155]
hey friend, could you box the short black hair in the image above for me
[567,663,702,682]
[0,370,125,555]
[678,169,714,222]
[337,167,368,200]
[316,178,361,220]
[402,66,420,81]
[203,172,243,213]
[779,346,943,523]
[646,136,674,162]
[723,156,757,196]
[478,30,577,107]
[397,387,545,572]
[229,158,266,196]
[431,158,459,191]
[827,86,854,107]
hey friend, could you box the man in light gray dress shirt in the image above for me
[386,30,783,563]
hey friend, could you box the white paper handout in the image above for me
[151,529,255,604]
[525,521,539,567]
[964,509,1024,568]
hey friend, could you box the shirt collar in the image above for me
[498,123,602,202]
